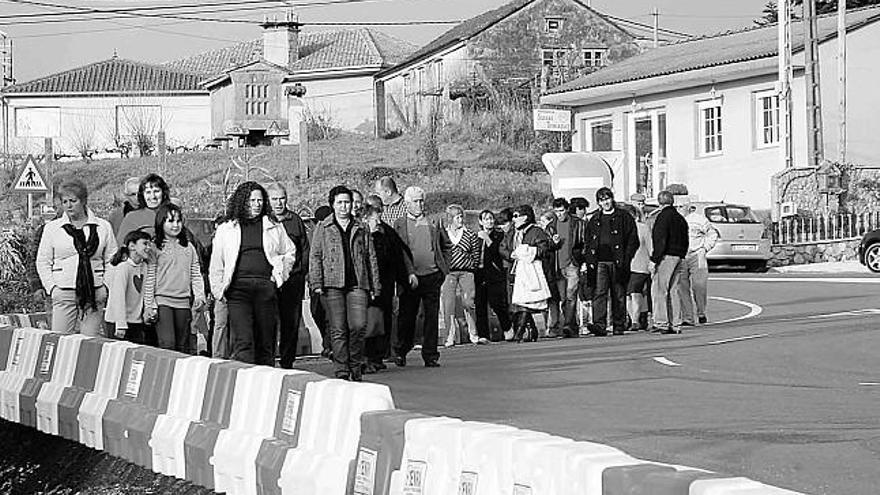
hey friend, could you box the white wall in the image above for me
[292,75,377,134]
[4,94,211,156]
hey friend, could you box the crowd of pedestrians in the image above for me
[30,172,720,381]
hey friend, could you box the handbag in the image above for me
[512,259,551,306]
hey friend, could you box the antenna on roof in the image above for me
[112,48,118,59]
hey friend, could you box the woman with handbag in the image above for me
[500,204,552,343]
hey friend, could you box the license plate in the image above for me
[732,244,758,251]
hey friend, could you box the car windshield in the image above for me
[704,206,760,224]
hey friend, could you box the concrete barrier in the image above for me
[35,335,92,434]
[0,328,52,422]
[76,341,140,449]
[349,410,430,495]
[56,337,107,440]
[20,333,86,427]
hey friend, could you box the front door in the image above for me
[626,109,667,199]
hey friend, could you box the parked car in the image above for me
[858,229,880,273]
[692,202,771,271]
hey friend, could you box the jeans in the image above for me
[591,262,628,333]
[156,306,192,353]
[225,277,278,365]
[396,271,443,364]
[212,298,229,359]
[652,255,685,329]
[50,286,107,336]
[278,274,306,368]
[323,288,369,378]
[679,249,709,323]
[440,271,478,345]
[548,264,580,336]
[474,273,510,341]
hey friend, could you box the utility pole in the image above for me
[838,0,847,163]
[803,0,824,167]
[652,7,660,48]
[778,0,793,169]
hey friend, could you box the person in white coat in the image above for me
[36,180,117,335]
[679,203,719,325]
[209,181,296,365]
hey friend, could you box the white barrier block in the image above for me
[690,478,804,495]
[76,341,139,449]
[149,355,219,479]
[0,328,49,421]
[213,367,292,495]
[456,422,520,495]
[385,416,463,495]
[277,380,395,495]
[511,434,575,495]
[35,334,89,434]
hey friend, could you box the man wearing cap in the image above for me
[583,187,639,336]
[630,193,646,214]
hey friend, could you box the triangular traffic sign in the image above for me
[13,155,48,192]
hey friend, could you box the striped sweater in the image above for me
[443,227,480,272]
[144,241,205,310]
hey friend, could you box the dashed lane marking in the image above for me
[711,277,880,284]
[706,296,763,325]
[706,334,769,345]
[859,382,880,386]
[653,357,682,367]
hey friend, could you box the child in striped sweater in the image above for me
[145,203,206,353]
[105,230,153,344]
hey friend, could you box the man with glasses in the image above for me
[108,177,141,235]
[547,198,586,338]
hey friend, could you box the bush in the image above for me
[0,227,42,314]
[472,146,544,174]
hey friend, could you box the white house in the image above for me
[540,6,880,209]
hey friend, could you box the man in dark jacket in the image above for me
[268,183,311,368]
[393,186,447,367]
[549,198,586,338]
[650,190,689,334]
[584,188,639,336]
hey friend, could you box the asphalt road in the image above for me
[301,272,880,495]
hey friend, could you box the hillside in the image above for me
[6,133,553,220]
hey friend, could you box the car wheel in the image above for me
[865,243,880,273]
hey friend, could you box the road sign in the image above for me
[533,108,571,132]
[13,155,48,192]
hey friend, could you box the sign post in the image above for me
[13,154,49,220]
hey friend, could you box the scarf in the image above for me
[61,222,100,312]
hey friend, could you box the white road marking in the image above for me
[807,309,880,319]
[859,382,880,386]
[653,357,681,367]
[706,296,763,325]
[706,334,769,345]
[711,277,880,284]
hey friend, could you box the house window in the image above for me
[544,17,564,35]
[588,119,613,151]
[433,60,444,89]
[403,73,412,96]
[698,99,723,156]
[541,49,569,80]
[582,49,606,68]
[14,107,60,137]
[245,84,270,116]
[754,89,779,148]
[417,68,425,94]
[116,105,162,139]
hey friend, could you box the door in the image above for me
[626,109,667,199]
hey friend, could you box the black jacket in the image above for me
[476,228,507,283]
[650,206,689,263]
[584,207,639,286]
[549,214,587,269]
[276,209,310,278]
[372,222,415,287]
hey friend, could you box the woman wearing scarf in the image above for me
[36,180,118,335]
[500,204,552,343]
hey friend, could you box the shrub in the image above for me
[0,227,42,314]
[472,146,544,174]
[665,183,690,195]
[304,106,342,141]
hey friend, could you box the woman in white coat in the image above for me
[209,181,296,365]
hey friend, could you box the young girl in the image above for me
[105,230,153,344]
[146,203,206,353]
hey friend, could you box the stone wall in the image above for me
[772,164,880,216]
[769,238,860,267]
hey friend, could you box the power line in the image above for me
[603,13,692,37]
[0,0,281,20]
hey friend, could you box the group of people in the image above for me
[30,171,719,382]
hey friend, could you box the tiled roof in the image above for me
[3,57,205,94]
[547,5,880,95]
[379,0,616,73]
[164,28,417,78]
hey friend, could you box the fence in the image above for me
[772,211,880,245]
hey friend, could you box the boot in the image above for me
[512,312,527,342]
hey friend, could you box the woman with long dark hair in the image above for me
[115,173,171,244]
[209,181,296,365]
[309,185,380,381]
[500,204,552,342]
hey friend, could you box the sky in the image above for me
[1,0,771,83]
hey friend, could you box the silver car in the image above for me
[692,202,771,271]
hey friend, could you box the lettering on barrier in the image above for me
[403,460,427,495]
[124,360,145,398]
[513,484,533,495]
[280,389,302,436]
[11,336,24,366]
[353,447,377,495]
[39,342,56,374]
[458,471,478,495]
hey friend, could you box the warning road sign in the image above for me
[13,155,48,192]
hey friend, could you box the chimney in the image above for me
[261,10,301,68]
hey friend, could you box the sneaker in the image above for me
[660,327,679,335]
[393,356,407,367]
[413,344,423,351]
[475,338,490,345]
[444,342,456,348]
[698,316,708,324]
[681,321,696,327]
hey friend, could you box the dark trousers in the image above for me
[365,284,394,365]
[474,273,511,341]
[226,277,278,366]
[156,306,192,354]
[592,261,628,334]
[324,288,369,378]
[309,290,331,353]
[396,271,442,364]
[278,274,306,368]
